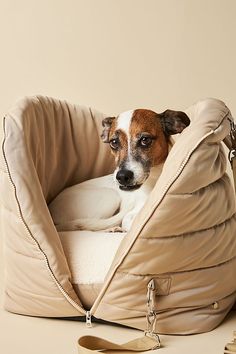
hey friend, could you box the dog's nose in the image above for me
[116,169,134,185]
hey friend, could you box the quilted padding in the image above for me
[1,96,235,334]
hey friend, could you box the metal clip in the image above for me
[145,279,161,349]
[228,120,236,165]
[228,149,236,164]
[147,279,155,310]
[230,120,236,141]
[145,330,161,349]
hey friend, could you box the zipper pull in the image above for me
[147,279,156,309]
[86,311,92,328]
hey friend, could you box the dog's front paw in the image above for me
[105,226,124,233]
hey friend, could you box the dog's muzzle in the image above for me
[116,169,141,191]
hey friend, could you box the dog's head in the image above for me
[101,109,190,191]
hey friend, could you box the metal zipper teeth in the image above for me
[1,116,86,315]
[89,126,225,316]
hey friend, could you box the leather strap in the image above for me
[78,335,160,353]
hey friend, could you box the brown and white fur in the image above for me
[49,109,190,232]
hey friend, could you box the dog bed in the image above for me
[1,95,236,335]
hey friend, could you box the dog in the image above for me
[49,108,190,232]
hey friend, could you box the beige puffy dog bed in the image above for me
[1,95,236,335]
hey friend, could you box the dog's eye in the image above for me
[109,138,119,150]
[139,136,152,147]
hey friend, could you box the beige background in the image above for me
[0,0,236,117]
[0,1,236,353]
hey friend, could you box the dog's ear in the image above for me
[159,110,190,135]
[101,117,116,142]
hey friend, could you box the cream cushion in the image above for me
[59,231,125,308]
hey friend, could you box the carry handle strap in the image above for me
[78,334,160,353]
[77,280,161,353]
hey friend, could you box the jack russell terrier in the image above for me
[49,108,190,232]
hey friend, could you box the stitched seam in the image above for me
[99,300,147,314]
[101,288,236,315]
[168,171,230,196]
[140,212,236,239]
[118,255,236,277]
